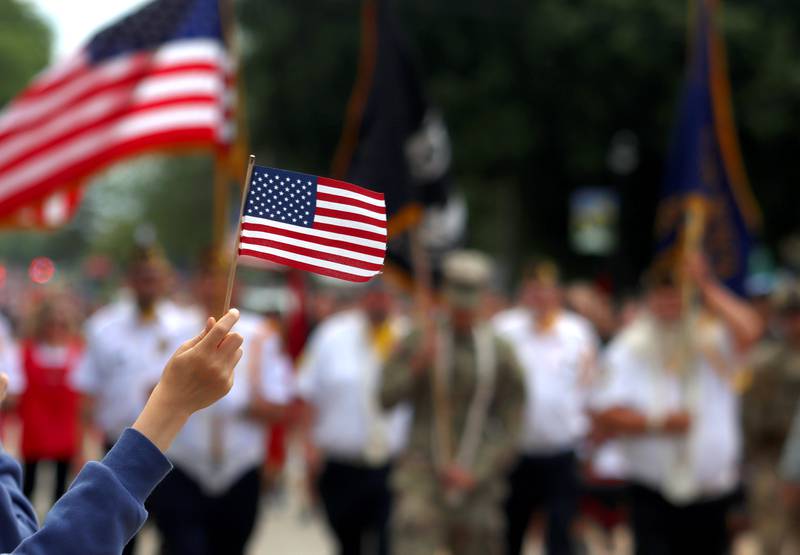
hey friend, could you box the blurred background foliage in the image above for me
[2,0,800,289]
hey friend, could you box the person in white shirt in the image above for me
[494,259,598,555]
[71,244,185,555]
[148,252,291,555]
[296,279,409,555]
[73,245,186,450]
[593,254,762,555]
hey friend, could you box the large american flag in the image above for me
[0,0,232,223]
[238,166,387,282]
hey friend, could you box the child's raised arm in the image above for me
[0,374,38,553]
[3,309,243,555]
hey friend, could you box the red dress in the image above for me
[18,340,82,461]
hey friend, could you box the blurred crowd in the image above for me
[1,244,800,555]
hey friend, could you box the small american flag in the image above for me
[0,0,232,220]
[238,166,387,282]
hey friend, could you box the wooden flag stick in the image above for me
[678,195,707,376]
[223,154,256,314]
[410,227,451,468]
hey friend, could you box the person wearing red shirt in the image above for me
[17,294,82,504]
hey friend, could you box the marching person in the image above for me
[296,279,410,555]
[380,250,525,555]
[745,282,800,552]
[16,292,83,505]
[149,251,292,555]
[779,388,800,551]
[494,259,599,555]
[592,254,762,554]
[71,243,185,555]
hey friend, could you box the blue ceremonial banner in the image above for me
[654,0,760,294]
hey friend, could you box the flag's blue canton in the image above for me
[246,166,318,229]
[87,0,224,63]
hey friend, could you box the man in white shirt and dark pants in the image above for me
[71,244,186,555]
[494,260,598,555]
[593,255,762,554]
[148,253,292,554]
[296,280,408,555]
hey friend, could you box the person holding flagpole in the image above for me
[596,0,765,547]
[381,250,525,555]
[592,253,761,554]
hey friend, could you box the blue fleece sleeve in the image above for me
[0,450,38,552]
[10,428,172,555]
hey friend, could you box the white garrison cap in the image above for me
[442,250,493,288]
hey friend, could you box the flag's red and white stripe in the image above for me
[0,184,84,229]
[0,38,232,218]
[239,177,387,282]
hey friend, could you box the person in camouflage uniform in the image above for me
[743,283,800,553]
[380,250,525,555]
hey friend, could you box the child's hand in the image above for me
[0,373,7,404]
[152,308,244,416]
[133,309,244,452]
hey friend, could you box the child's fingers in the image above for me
[200,309,240,350]
[0,373,8,402]
[187,317,216,348]
[176,317,216,354]
[218,332,244,358]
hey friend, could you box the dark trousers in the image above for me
[629,483,732,555]
[149,465,261,555]
[505,451,579,555]
[23,459,70,505]
[317,459,392,555]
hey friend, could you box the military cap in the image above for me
[442,250,492,308]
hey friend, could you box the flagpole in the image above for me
[666,194,706,502]
[678,195,707,377]
[213,0,251,256]
[330,0,378,179]
[409,225,451,468]
[212,0,234,254]
[218,0,252,182]
[223,154,255,314]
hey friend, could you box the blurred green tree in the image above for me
[0,0,50,105]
